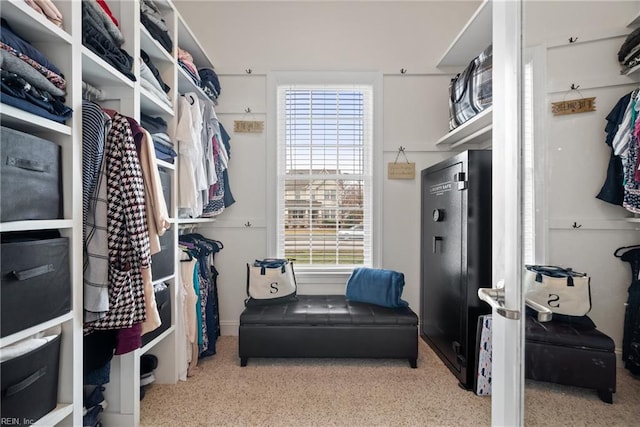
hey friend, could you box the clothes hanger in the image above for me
[614,244,640,258]
[188,233,224,251]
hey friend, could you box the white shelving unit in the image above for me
[436,0,492,149]
[435,107,492,149]
[2,1,218,425]
[72,2,217,426]
[0,0,83,426]
[437,0,492,68]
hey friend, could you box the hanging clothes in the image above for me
[179,234,223,358]
[597,90,640,213]
[176,93,204,218]
[89,113,150,332]
[83,100,111,323]
[615,245,640,376]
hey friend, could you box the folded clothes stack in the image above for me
[24,0,64,28]
[198,67,221,103]
[139,57,171,107]
[0,19,72,123]
[141,50,171,93]
[82,0,135,81]
[178,47,200,87]
[140,0,172,54]
[140,113,177,163]
[619,26,640,74]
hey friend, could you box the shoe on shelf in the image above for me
[140,371,156,386]
[83,385,107,416]
[83,404,103,427]
[140,354,158,373]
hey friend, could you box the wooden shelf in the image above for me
[437,0,492,68]
[0,219,74,233]
[176,12,215,70]
[627,10,640,28]
[0,104,72,135]
[3,0,72,44]
[178,218,217,224]
[82,47,136,90]
[177,66,208,98]
[32,403,73,427]
[435,107,492,148]
[141,26,174,64]
[0,312,73,348]
[140,87,175,116]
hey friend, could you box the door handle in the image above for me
[477,288,521,320]
[478,288,553,322]
[525,298,553,322]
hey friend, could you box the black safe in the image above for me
[420,150,492,390]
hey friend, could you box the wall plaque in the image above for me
[388,162,416,180]
[551,97,596,116]
[234,120,264,133]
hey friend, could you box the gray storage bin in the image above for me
[0,126,62,222]
[1,232,71,338]
[1,334,61,426]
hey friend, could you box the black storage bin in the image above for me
[1,232,71,338]
[1,334,61,426]
[158,167,171,208]
[151,228,174,280]
[0,126,62,222]
[142,283,171,347]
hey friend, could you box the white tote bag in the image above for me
[524,265,591,316]
[246,259,296,305]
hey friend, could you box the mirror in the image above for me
[522,1,640,423]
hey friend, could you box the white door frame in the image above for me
[491,1,525,425]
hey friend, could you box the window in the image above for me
[268,73,380,274]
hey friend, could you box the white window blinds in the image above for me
[276,85,373,267]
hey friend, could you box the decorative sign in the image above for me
[388,162,416,180]
[234,120,264,133]
[551,97,596,116]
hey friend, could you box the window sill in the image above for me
[293,267,356,285]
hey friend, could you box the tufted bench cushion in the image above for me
[239,295,418,367]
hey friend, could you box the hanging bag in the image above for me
[524,265,591,316]
[246,258,297,305]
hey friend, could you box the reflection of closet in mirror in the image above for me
[523,0,640,418]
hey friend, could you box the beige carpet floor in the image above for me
[139,336,640,427]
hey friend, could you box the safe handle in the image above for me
[433,236,443,253]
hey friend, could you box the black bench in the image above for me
[239,295,419,368]
[525,313,616,403]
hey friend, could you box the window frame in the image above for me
[267,71,383,282]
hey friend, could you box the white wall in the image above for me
[174,0,481,334]
[174,0,639,357]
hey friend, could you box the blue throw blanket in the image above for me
[345,267,409,308]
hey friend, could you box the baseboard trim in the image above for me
[221,321,239,336]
